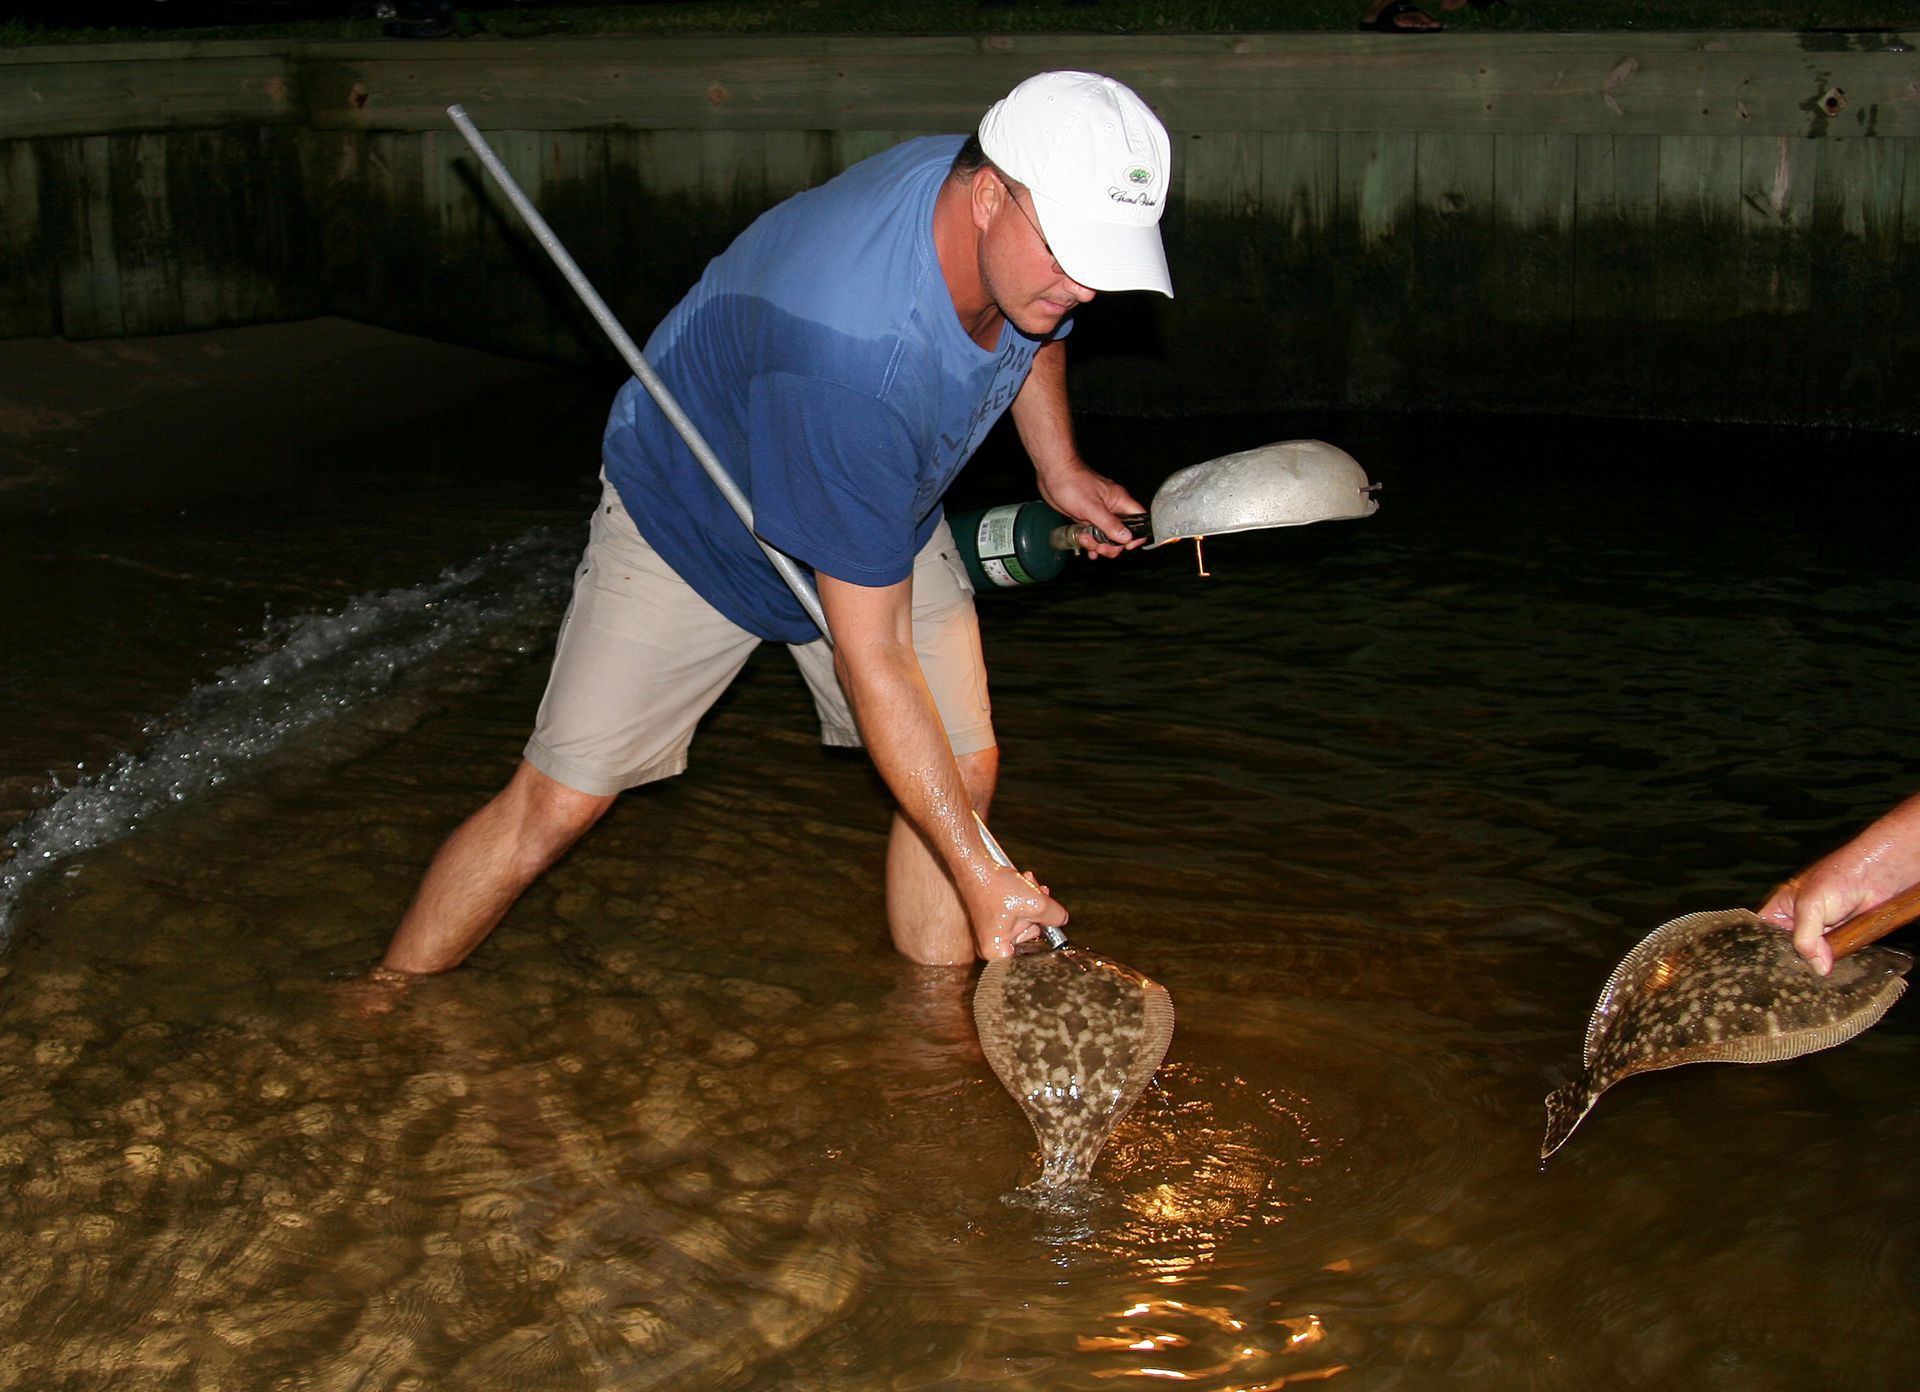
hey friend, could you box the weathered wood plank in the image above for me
[1814,130,1907,246]
[1568,133,1660,412]
[830,130,914,174]
[53,136,126,339]
[1807,135,1907,422]
[1181,128,1260,220]
[418,126,487,343]
[2,33,1916,428]
[170,130,231,326]
[1475,132,1571,411]
[761,128,833,202]
[324,130,426,336]
[1571,134,1661,316]
[283,37,1920,140]
[480,126,537,233]
[1719,133,1819,421]
[0,54,301,139]
[0,141,55,339]
[695,129,757,212]
[1178,129,1261,301]
[1654,133,1745,324]
[1161,129,1266,406]
[600,130,678,352]
[513,129,598,362]
[1414,133,1496,282]
[214,127,315,326]
[1336,130,1419,406]
[1260,130,1338,246]
[1735,133,1816,318]
[5,34,1913,141]
[114,131,184,335]
[1408,131,1495,410]
[1492,133,1576,325]
[1897,136,1920,403]
[304,129,369,326]
[499,126,602,362]
[45,125,309,338]
[478,126,592,362]
[1339,130,1418,255]
[600,130,772,348]
[1252,130,1341,407]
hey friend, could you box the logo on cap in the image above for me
[1124,164,1155,187]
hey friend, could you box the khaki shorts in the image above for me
[524,480,995,796]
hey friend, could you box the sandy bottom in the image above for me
[2,318,1917,1391]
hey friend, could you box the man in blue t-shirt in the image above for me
[379,70,1174,975]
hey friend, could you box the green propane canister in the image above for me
[947,501,1076,588]
[947,501,1153,589]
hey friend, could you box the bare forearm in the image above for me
[1824,793,1920,897]
[835,643,986,886]
[1009,340,1146,552]
[1010,339,1079,483]
[815,572,1063,956]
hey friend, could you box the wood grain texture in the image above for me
[1,33,1914,426]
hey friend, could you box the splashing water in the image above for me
[0,529,572,946]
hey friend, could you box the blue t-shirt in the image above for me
[602,136,1061,644]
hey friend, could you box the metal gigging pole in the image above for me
[444,103,831,639]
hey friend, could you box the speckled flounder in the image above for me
[974,947,1175,1188]
[1541,909,1912,1159]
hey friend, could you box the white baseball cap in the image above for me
[978,70,1174,298]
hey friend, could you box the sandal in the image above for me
[1360,0,1443,32]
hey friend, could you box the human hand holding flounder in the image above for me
[967,859,1063,960]
[968,814,1175,1190]
[1756,797,1920,977]
[1757,874,1853,977]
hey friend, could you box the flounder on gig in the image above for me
[1541,908,1911,1159]
[974,947,1175,1189]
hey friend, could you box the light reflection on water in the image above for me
[0,386,1916,1390]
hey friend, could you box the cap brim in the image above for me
[1029,189,1174,298]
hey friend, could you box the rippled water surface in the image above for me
[2,325,1916,1391]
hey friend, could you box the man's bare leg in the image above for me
[380,759,615,975]
[885,745,999,965]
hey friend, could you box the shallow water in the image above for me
[2,344,1916,1391]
